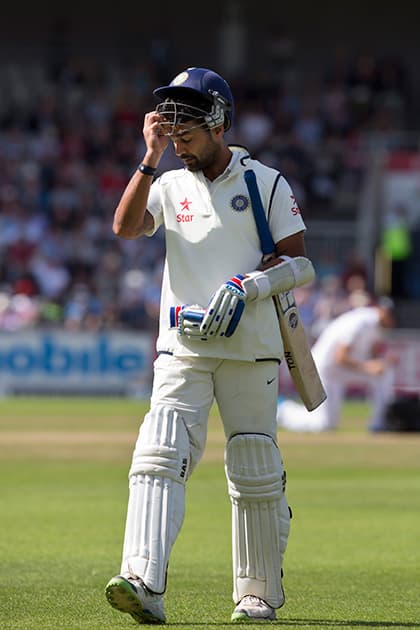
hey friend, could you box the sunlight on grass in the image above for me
[0,396,419,629]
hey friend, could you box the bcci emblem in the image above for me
[288,312,298,329]
[172,71,189,86]
[231,194,249,212]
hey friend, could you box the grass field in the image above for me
[0,396,419,630]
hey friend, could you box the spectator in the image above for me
[0,48,416,333]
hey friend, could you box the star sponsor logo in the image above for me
[290,195,300,216]
[177,197,194,223]
[180,197,192,211]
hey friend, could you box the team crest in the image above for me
[172,71,189,86]
[231,194,249,212]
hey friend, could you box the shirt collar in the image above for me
[201,145,251,186]
[214,149,239,182]
[226,145,251,175]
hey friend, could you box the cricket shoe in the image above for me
[231,595,277,622]
[105,574,166,624]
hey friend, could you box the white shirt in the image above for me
[312,307,383,370]
[146,146,307,361]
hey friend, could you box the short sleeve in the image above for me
[269,176,307,244]
[145,178,164,235]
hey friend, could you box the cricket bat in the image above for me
[273,290,326,411]
[244,169,326,411]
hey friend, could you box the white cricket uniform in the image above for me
[144,144,306,445]
[146,146,306,362]
[277,306,395,432]
[121,147,305,604]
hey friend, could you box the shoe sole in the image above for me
[231,611,276,622]
[105,577,165,624]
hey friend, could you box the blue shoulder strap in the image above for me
[244,169,276,259]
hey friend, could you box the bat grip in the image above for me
[259,252,278,270]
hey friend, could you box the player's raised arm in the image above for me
[112,111,169,239]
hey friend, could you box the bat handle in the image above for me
[260,252,277,269]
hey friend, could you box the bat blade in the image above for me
[274,291,326,411]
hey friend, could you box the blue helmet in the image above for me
[153,67,234,131]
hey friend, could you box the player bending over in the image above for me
[277,297,397,432]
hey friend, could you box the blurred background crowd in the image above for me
[0,4,419,340]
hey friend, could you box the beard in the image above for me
[181,155,201,171]
[181,143,218,172]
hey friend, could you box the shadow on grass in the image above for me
[284,620,420,628]
[170,620,420,628]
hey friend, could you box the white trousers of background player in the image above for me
[277,363,395,432]
[121,352,289,608]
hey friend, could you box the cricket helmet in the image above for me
[153,67,234,133]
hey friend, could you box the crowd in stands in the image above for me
[0,43,414,334]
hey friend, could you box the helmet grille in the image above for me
[156,91,229,135]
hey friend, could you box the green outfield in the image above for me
[0,397,419,629]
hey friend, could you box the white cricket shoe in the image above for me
[105,573,166,624]
[231,595,276,622]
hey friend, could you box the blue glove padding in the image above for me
[200,275,246,338]
[169,304,208,340]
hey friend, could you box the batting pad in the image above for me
[225,433,291,608]
[121,405,190,593]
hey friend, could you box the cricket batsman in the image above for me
[105,66,316,624]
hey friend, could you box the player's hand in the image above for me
[143,111,170,156]
[364,359,387,376]
[170,304,208,340]
[200,275,246,338]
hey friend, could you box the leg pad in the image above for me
[225,433,290,608]
[121,405,190,593]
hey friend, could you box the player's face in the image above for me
[168,123,221,172]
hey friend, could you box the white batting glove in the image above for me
[200,275,246,338]
[169,304,208,340]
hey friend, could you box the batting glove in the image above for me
[200,275,246,338]
[169,304,208,340]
